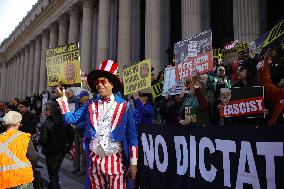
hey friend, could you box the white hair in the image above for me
[220,88,231,94]
[3,111,22,126]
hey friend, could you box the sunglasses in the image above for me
[95,79,108,85]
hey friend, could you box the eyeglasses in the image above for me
[17,105,25,108]
[218,69,225,72]
[95,79,108,85]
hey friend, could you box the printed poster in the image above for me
[174,29,213,81]
[123,59,152,95]
[46,43,81,87]
[162,67,187,96]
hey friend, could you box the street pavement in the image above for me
[37,148,85,189]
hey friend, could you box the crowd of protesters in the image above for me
[0,46,283,188]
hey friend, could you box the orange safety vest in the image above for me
[0,130,34,189]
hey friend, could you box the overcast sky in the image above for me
[0,0,38,43]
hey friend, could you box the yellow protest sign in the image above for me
[236,43,249,52]
[123,59,152,95]
[151,81,164,98]
[46,43,81,87]
[213,49,220,59]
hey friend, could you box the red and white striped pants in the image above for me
[89,151,126,189]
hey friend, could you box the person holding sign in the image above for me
[55,60,138,189]
[257,49,284,125]
[132,92,154,126]
[179,74,211,126]
[232,59,258,87]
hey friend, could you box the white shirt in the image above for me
[89,94,122,156]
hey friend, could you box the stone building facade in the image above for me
[0,0,281,101]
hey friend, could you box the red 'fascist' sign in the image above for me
[220,96,264,117]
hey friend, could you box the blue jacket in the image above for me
[134,98,154,125]
[74,103,86,136]
[63,94,138,163]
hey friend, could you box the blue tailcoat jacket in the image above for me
[63,94,138,163]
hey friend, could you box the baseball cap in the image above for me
[77,91,89,98]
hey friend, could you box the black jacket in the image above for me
[39,116,66,156]
[20,111,38,135]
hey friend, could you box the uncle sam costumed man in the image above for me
[56,60,138,189]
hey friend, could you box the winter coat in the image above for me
[258,59,284,125]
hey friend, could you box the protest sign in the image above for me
[174,30,213,81]
[162,67,187,96]
[220,86,264,117]
[236,42,249,52]
[213,48,223,66]
[250,18,284,59]
[46,43,81,87]
[222,49,239,66]
[152,81,163,98]
[123,59,152,95]
[138,124,284,189]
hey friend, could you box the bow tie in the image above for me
[101,97,111,103]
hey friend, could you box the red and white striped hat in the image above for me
[87,60,121,93]
[99,60,118,75]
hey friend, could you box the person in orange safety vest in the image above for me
[0,111,38,189]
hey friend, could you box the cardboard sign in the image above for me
[222,49,239,66]
[152,81,164,98]
[46,43,81,87]
[236,42,249,52]
[162,67,187,96]
[174,30,213,81]
[220,86,264,117]
[123,59,152,95]
[220,96,264,117]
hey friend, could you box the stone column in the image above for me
[9,54,15,99]
[39,30,49,93]
[6,58,11,101]
[81,0,94,73]
[49,22,58,48]
[131,0,141,63]
[33,35,42,94]
[0,62,4,100]
[117,0,131,74]
[58,13,69,46]
[27,41,35,96]
[14,54,20,98]
[23,46,30,98]
[19,50,26,99]
[68,5,80,43]
[4,62,8,100]
[233,0,260,42]
[96,0,110,66]
[10,58,16,99]
[7,61,11,99]
[4,62,9,100]
[109,0,118,60]
[145,0,162,76]
[181,0,202,39]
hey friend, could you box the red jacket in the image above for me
[258,59,284,125]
